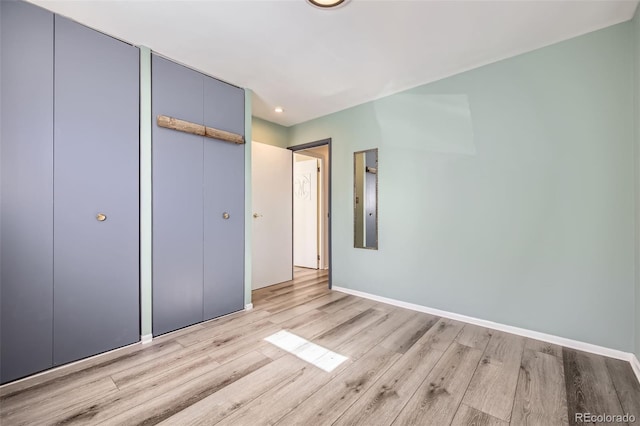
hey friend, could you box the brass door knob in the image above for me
[96,213,107,222]
[222,212,230,220]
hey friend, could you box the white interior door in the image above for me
[293,154,318,269]
[252,142,292,289]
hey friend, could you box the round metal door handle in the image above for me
[222,212,230,220]
[96,213,107,222]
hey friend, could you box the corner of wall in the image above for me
[245,90,253,305]
[139,46,152,338]
[251,116,291,149]
[633,4,640,360]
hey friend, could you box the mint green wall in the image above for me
[252,116,290,148]
[245,92,253,305]
[289,23,636,352]
[633,6,640,359]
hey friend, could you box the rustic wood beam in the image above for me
[157,115,205,136]
[204,126,245,145]
[157,115,245,145]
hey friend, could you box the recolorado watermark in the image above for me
[575,413,636,423]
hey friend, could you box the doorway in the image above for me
[251,139,332,293]
[289,139,331,287]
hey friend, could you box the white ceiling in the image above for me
[29,0,639,126]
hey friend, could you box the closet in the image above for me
[0,1,140,383]
[152,55,245,335]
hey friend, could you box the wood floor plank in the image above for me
[264,277,329,298]
[455,324,492,351]
[277,308,328,331]
[451,404,509,426]
[0,340,183,413]
[253,276,329,305]
[205,324,282,365]
[258,307,368,361]
[157,355,310,425]
[0,332,194,399]
[392,342,484,426]
[274,344,401,425]
[379,312,439,354]
[605,357,640,420]
[317,294,363,314]
[263,279,329,303]
[261,287,332,314]
[260,286,329,310]
[255,276,326,298]
[173,309,271,346]
[215,358,351,426]
[524,338,563,358]
[109,346,220,390]
[210,301,357,365]
[336,308,418,360]
[312,308,389,349]
[462,330,526,422]
[333,318,464,426]
[1,377,118,425]
[292,300,378,341]
[267,292,347,324]
[96,351,272,425]
[511,349,568,425]
[563,348,625,426]
[30,354,223,425]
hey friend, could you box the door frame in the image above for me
[288,138,332,289]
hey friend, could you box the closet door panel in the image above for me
[152,55,205,335]
[203,142,245,319]
[203,79,245,320]
[203,77,245,135]
[0,0,54,383]
[53,16,140,365]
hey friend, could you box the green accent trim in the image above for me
[244,89,253,305]
[140,46,153,336]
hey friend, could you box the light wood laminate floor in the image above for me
[1,267,639,425]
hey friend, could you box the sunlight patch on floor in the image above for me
[264,330,348,372]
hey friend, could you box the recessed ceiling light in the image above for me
[307,0,348,9]
[274,106,284,113]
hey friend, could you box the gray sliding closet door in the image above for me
[0,0,54,383]
[203,79,245,320]
[152,55,245,334]
[53,16,139,365]
[152,55,205,335]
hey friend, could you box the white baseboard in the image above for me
[631,354,640,381]
[245,303,254,311]
[333,286,640,383]
[141,334,153,344]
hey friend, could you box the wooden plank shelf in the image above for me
[157,115,245,145]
